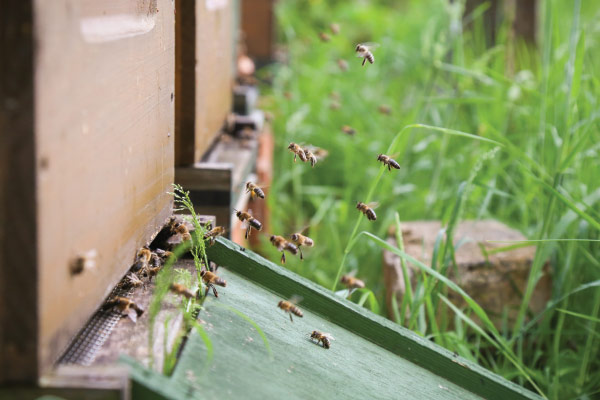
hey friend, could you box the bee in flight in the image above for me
[200,270,227,298]
[277,296,304,322]
[303,148,318,167]
[318,32,331,42]
[170,283,197,299]
[270,235,299,264]
[234,209,262,239]
[104,296,144,323]
[288,142,308,163]
[355,42,379,66]
[290,231,314,260]
[378,104,392,115]
[337,58,349,72]
[330,23,340,35]
[304,146,328,167]
[340,274,366,298]
[310,330,335,349]
[377,154,401,171]
[356,201,377,221]
[204,225,226,246]
[341,125,356,136]
[245,181,265,199]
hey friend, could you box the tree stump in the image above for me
[383,220,551,326]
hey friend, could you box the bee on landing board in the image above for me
[270,235,299,264]
[170,283,197,299]
[200,270,227,298]
[340,274,366,298]
[277,296,304,322]
[146,253,163,280]
[204,225,226,246]
[245,182,265,200]
[310,330,335,349]
[288,142,308,163]
[290,231,314,260]
[377,154,401,171]
[356,201,377,221]
[104,296,144,323]
[355,43,379,66]
[234,209,262,239]
[131,247,151,273]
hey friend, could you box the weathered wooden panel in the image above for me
[175,0,234,165]
[1,0,175,382]
[241,0,274,64]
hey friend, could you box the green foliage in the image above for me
[261,0,600,398]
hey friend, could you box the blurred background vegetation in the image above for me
[256,0,599,398]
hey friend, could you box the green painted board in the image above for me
[127,238,541,400]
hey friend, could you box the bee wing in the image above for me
[289,295,304,305]
[361,42,380,50]
[366,202,379,209]
[126,308,138,323]
[323,333,335,340]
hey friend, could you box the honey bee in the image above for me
[290,232,314,260]
[356,201,377,221]
[330,23,340,35]
[303,148,318,168]
[245,181,265,200]
[131,247,152,273]
[337,59,349,72]
[270,235,299,264]
[355,42,379,66]
[378,104,392,115]
[341,125,356,136]
[340,275,366,297]
[169,283,197,299]
[288,142,308,163]
[204,225,226,246]
[318,32,330,42]
[146,253,162,280]
[154,248,174,260]
[377,154,401,171]
[277,296,303,322]
[200,270,227,298]
[173,222,192,242]
[330,100,341,110]
[234,209,262,239]
[310,330,335,349]
[104,296,144,323]
[126,272,144,288]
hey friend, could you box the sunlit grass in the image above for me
[260,0,600,398]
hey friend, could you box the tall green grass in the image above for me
[260,0,600,398]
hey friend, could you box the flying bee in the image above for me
[378,104,392,115]
[318,32,331,42]
[204,225,226,246]
[341,125,356,136]
[131,247,151,273]
[377,154,401,171]
[355,42,379,66]
[340,274,366,298]
[356,201,377,221]
[200,270,227,298]
[330,23,340,35]
[330,100,341,110]
[288,142,308,163]
[303,148,318,168]
[337,58,349,72]
[169,283,197,299]
[234,209,262,239]
[104,296,144,323]
[277,296,304,322]
[245,181,265,200]
[310,330,335,349]
[290,232,314,260]
[270,235,299,264]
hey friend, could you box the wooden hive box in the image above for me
[122,238,542,400]
[0,0,174,383]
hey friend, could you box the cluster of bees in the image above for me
[105,31,397,351]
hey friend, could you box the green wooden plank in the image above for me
[171,267,483,400]
[199,238,541,400]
